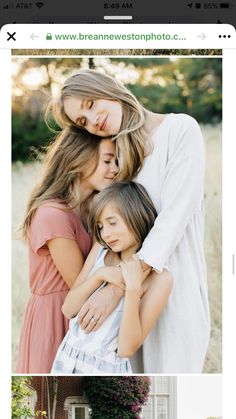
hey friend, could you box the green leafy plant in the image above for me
[12,377,47,418]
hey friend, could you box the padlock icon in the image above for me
[46,33,52,40]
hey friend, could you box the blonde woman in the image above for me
[50,69,210,373]
[16,127,118,373]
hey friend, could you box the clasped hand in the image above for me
[120,254,149,291]
[78,257,151,333]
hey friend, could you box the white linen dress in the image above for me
[133,113,210,373]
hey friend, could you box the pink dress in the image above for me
[16,203,92,373]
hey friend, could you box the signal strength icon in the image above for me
[3,3,14,8]
[35,2,45,8]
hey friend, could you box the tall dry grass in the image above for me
[12,161,43,370]
[12,125,222,372]
[202,125,222,373]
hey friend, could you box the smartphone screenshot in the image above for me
[0,22,235,418]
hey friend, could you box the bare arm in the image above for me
[62,244,125,320]
[78,283,124,333]
[118,257,173,358]
[77,265,125,333]
[61,242,103,318]
[47,237,85,289]
[77,262,150,333]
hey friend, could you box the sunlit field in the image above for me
[12,124,222,372]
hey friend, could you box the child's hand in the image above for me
[120,255,146,291]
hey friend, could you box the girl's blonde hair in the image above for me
[47,69,152,181]
[88,181,157,250]
[21,127,104,240]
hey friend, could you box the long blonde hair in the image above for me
[47,69,152,180]
[21,127,103,240]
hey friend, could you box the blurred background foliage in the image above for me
[12,56,222,161]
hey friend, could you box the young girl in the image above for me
[51,181,172,374]
[16,128,118,373]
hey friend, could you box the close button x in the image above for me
[7,32,16,41]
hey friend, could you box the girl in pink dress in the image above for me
[16,127,118,373]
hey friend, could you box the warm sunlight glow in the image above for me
[22,68,47,88]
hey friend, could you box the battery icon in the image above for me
[220,2,230,7]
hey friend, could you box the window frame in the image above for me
[71,404,90,419]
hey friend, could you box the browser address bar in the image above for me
[0,24,235,48]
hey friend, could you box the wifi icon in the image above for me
[35,2,45,8]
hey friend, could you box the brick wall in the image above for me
[31,377,85,419]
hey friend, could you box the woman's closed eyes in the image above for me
[77,100,94,127]
[64,96,122,136]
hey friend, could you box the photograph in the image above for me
[12,54,222,374]
[11,375,221,419]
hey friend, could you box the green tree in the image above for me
[12,377,47,419]
[12,376,34,418]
